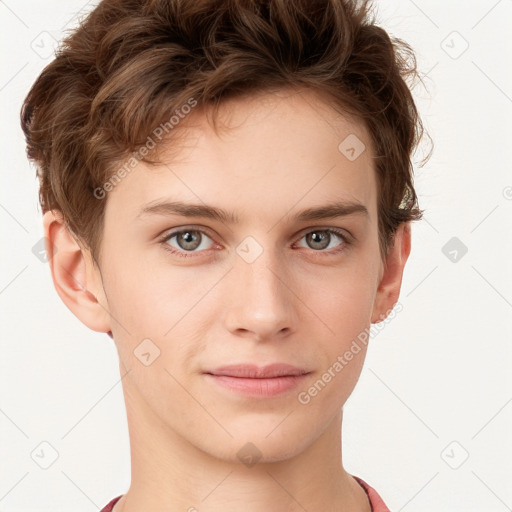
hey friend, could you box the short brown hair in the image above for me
[21,0,426,263]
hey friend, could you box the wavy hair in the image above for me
[21,0,427,262]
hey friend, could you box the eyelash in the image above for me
[158,227,351,259]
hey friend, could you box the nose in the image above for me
[223,245,299,341]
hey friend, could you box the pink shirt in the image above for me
[100,475,390,511]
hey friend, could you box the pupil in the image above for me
[179,231,200,250]
[309,231,329,250]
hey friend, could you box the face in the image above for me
[84,88,392,462]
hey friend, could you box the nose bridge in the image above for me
[224,237,297,338]
[245,249,285,299]
[240,240,290,307]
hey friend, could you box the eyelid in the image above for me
[158,224,217,241]
[158,226,219,259]
[295,225,352,242]
[292,227,350,254]
[158,225,219,247]
[158,224,352,243]
[158,224,352,258]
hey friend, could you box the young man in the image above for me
[21,0,425,510]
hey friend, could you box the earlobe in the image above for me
[42,210,112,334]
[371,223,411,324]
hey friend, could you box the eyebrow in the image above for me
[137,199,369,224]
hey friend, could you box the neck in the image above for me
[114,377,371,512]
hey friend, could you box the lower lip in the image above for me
[204,374,308,397]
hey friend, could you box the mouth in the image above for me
[203,363,311,397]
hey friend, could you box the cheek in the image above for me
[102,258,216,369]
[103,255,193,327]
[304,253,379,395]
[313,255,379,334]
[297,281,374,413]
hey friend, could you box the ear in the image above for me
[42,210,112,335]
[371,222,411,323]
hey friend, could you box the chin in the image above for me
[194,424,315,466]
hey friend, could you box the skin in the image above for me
[43,87,411,512]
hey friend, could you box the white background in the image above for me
[1,1,511,511]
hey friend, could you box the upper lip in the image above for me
[205,363,309,378]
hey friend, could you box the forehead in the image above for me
[105,87,378,225]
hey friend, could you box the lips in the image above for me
[205,363,309,378]
[204,363,310,397]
